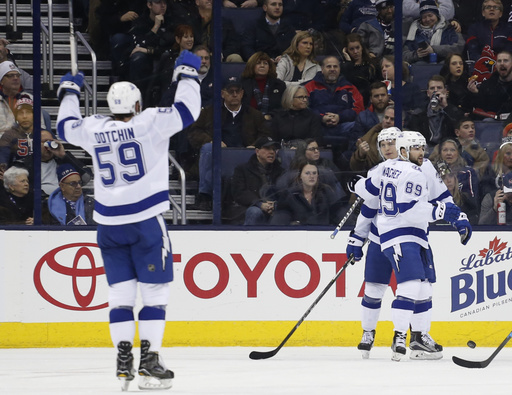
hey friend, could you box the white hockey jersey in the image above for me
[354,158,435,250]
[56,78,201,225]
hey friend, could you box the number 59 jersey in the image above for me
[355,159,434,251]
[56,78,201,225]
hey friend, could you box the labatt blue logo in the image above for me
[451,237,512,312]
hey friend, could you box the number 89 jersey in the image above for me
[56,79,200,225]
[355,158,434,251]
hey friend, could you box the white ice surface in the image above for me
[0,346,510,394]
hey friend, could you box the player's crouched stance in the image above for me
[56,50,201,391]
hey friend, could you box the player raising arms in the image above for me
[56,51,202,390]
[347,130,471,361]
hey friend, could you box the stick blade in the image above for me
[249,349,279,360]
[452,355,487,369]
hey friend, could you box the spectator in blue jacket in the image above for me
[466,0,512,62]
[357,0,396,58]
[339,0,378,34]
[403,0,465,64]
[351,81,391,140]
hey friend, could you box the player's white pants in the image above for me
[361,283,388,332]
[392,280,421,333]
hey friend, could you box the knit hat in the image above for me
[0,61,20,81]
[57,164,79,183]
[419,0,440,17]
[376,0,394,10]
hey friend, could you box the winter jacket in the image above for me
[357,17,394,58]
[0,125,32,167]
[276,55,321,87]
[466,19,512,62]
[351,108,380,140]
[403,0,455,21]
[349,122,383,172]
[241,76,286,117]
[48,188,94,225]
[129,9,175,58]
[403,16,465,63]
[339,0,377,34]
[241,15,296,61]
[271,108,323,144]
[471,72,512,116]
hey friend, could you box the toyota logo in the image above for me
[34,243,108,311]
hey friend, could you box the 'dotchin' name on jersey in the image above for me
[94,128,135,144]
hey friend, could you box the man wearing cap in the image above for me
[403,0,454,21]
[0,61,30,135]
[47,164,94,225]
[479,170,512,225]
[188,75,270,210]
[357,0,395,58]
[241,0,296,62]
[0,38,33,94]
[229,136,284,224]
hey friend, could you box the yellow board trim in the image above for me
[0,321,510,348]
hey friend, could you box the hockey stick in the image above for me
[68,0,78,75]
[249,244,366,360]
[330,197,363,239]
[452,331,512,368]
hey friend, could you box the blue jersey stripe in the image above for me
[397,200,417,213]
[56,116,79,142]
[174,101,195,129]
[95,190,168,217]
[380,226,427,244]
[429,189,451,204]
[365,178,380,196]
[361,204,377,218]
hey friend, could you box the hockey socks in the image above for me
[109,307,135,347]
[138,306,166,353]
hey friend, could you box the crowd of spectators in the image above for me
[4,0,512,226]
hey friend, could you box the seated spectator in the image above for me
[128,0,174,104]
[433,138,480,203]
[276,31,321,88]
[223,0,262,7]
[271,160,344,226]
[271,86,322,145]
[229,136,284,225]
[439,52,473,114]
[452,0,486,36]
[48,164,94,225]
[350,105,396,172]
[18,130,92,198]
[406,75,464,149]
[339,0,377,34]
[0,166,34,225]
[468,50,512,120]
[0,38,33,94]
[341,33,381,105]
[304,56,364,163]
[479,170,512,225]
[0,61,29,135]
[351,81,391,140]
[480,137,512,200]
[188,76,270,210]
[0,95,35,170]
[380,55,426,112]
[241,51,286,122]
[241,0,296,62]
[466,0,512,62]
[97,0,146,78]
[357,0,396,58]
[403,0,464,64]
[403,0,455,21]
[439,168,480,224]
[428,117,490,178]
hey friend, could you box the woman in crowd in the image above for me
[271,85,322,146]
[241,52,286,122]
[341,33,380,105]
[403,0,464,64]
[0,166,34,225]
[380,55,425,112]
[440,170,480,223]
[439,53,472,114]
[276,31,321,88]
[271,160,343,226]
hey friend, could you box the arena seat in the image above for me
[410,63,443,90]
[221,7,262,37]
[221,147,254,178]
[474,120,504,155]
[221,62,246,81]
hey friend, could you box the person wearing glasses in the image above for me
[271,85,322,146]
[47,164,94,225]
[466,0,512,62]
[0,61,30,135]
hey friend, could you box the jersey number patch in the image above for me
[94,141,146,186]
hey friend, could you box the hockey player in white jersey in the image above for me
[347,130,468,361]
[56,50,202,390]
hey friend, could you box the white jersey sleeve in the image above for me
[353,163,383,243]
[56,78,201,225]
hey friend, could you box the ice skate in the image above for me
[116,341,135,391]
[391,331,407,362]
[138,340,174,390]
[357,330,376,359]
[409,331,443,360]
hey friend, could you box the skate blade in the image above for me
[360,350,370,359]
[391,351,405,362]
[138,375,173,390]
[409,350,443,360]
[117,376,133,392]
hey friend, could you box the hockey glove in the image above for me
[346,231,365,263]
[57,71,84,102]
[454,212,472,245]
[172,50,200,82]
[432,201,461,224]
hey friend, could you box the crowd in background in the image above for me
[2,0,512,226]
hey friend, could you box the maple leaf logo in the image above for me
[479,237,508,258]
